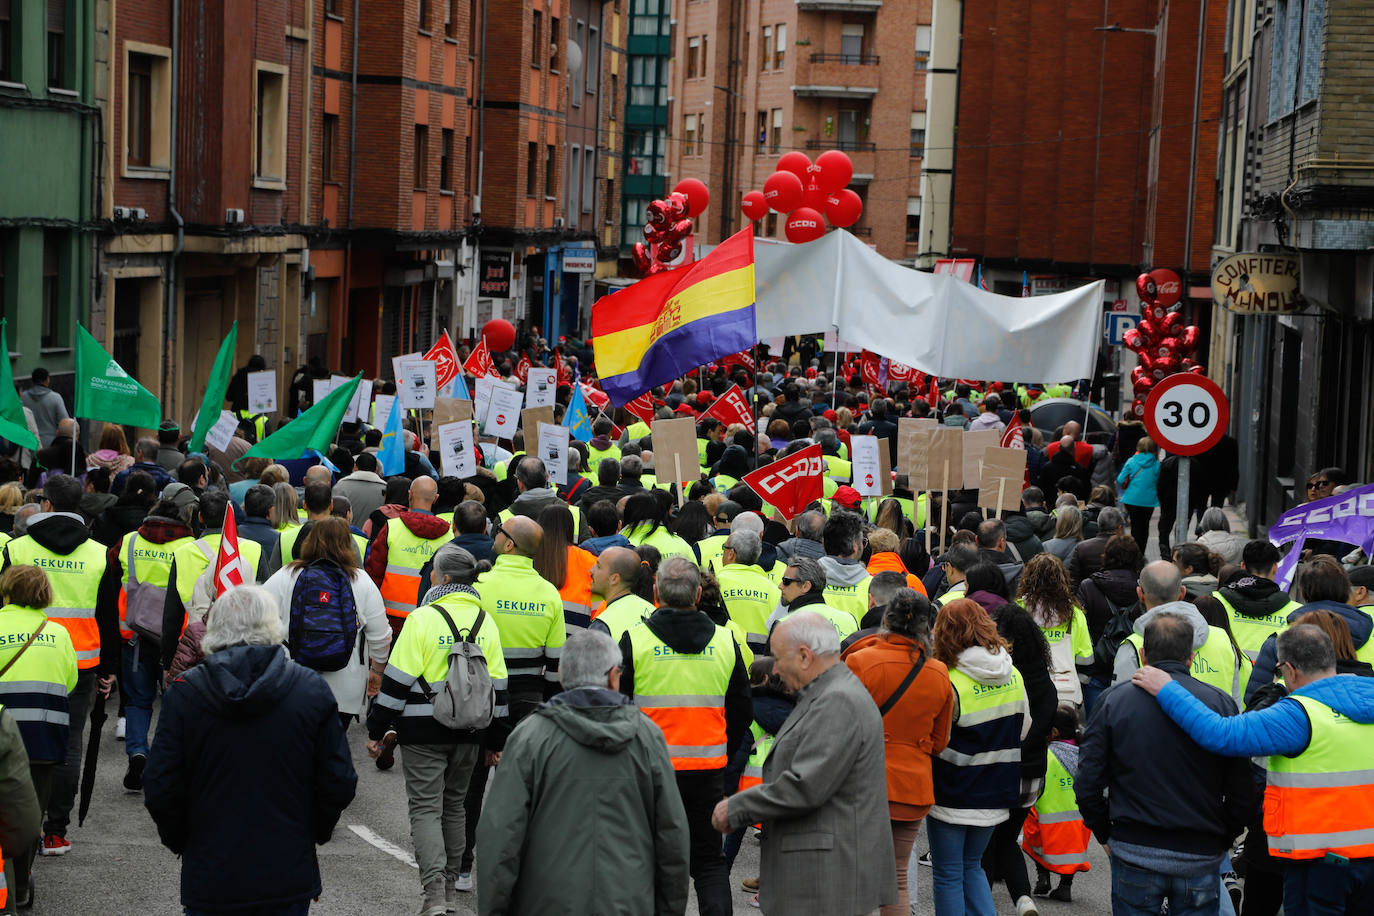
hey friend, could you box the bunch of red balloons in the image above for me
[1121,268,1205,419]
[632,179,710,276]
[740,150,863,244]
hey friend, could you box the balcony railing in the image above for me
[805,139,876,152]
[850,226,873,237]
[809,52,880,65]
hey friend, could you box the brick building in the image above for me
[664,0,931,259]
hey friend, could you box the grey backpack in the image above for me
[422,606,495,731]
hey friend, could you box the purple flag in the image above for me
[1269,482,1374,589]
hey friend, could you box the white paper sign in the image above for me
[373,395,397,430]
[391,351,422,384]
[347,379,373,426]
[312,378,333,406]
[206,411,239,453]
[475,376,517,425]
[437,420,476,479]
[850,434,883,497]
[537,423,570,486]
[246,370,277,414]
[483,385,524,438]
[525,368,557,408]
[397,359,438,409]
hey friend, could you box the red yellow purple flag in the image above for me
[591,228,755,406]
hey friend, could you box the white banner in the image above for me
[246,370,277,414]
[437,420,476,479]
[205,411,239,453]
[348,379,373,426]
[483,385,524,438]
[397,359,438,409]
[372,394,396,430]
[525,368,557,408]
[537,423,570,486]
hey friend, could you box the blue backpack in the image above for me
[288,559,360,672]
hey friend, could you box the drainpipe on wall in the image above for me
[165,0,184,417]
[341,0,359,372]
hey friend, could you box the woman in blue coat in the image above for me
[1116,436,1161,554]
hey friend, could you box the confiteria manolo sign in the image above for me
[1210,252,1301,314]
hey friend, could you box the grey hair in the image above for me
[656,555,701,608]
[779,610,840,656]
[788,556,826,592]
[1199,507,1230,533]
[202,585,286,654]
[559,629,624,689]
[433,543,488,585]
[620,455,643,478]
[1139,559,1184,606]
[11,503,40,536]
[730,512,763,536]
[794,509,825,542]
[1097,507,1125,533]
[725,530,763,566]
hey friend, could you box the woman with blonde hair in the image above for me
[0,481,24,536]
[87,424,136,475]
[270,481,301,531]
[1042,506,1082,563]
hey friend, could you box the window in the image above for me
[440,127,454,190]
[418,0,430,30]
[609,73,617,115]
[837,108,858,147]
[47,0,66,88]
[42,232,62,349]
[841,24,863,61]
[254,64,288,183]
[413,124,427,188]
[604,178,614,223]
[587,26,599,93]
[761,26,772,70]
[774,24,785,69]
[701,36,708,76]
[770,108,782,152]
[684,113,698,156]
[126,47,171,172]
[446,0,458,37]
[629,55,664,107]
[906,197,921,242]
[573,21,585,99]
[909,111,925,156]
[465,133,473,192]
[531,10,542,68]
[325,0,341,14]
[582,150,594,212]
[756,110,767,151]
[914,25,931,69]
[765,211,777,236]
[687,35,700,78]
[323,114,339,180]
[527,141,538,195]
[1268,0,1319,119]
[568,146,581,217]
[0,0,11,82]
[1298,0,1323,105]
[550,16,560,70]
[545,143,555,197]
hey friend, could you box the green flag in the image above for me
[187,321,238,453]
[242,374,362,460]
[75,324,162,429]
[0,321,37,450]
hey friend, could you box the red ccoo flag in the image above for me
[624,392,656,426]
[423,331,462,389]
[742,444,825,520]
[213,505,247,597]
[926,375,940,409]
[515,352,532,384]
[703,383,754,429]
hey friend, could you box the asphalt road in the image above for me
[28,707,1117,916]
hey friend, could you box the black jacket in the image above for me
[1076,567,1142,647]
[144,645,357,912]
[619,607,754,761]
[91,498,151,548]
[985,600,1057,788]
[1075,659,1253,855]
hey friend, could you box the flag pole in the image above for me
[71,421,78,476]
[831,338,841,411]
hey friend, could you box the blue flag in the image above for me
[378,396,406,475]
[451,373,470,400]
[564,382,593,443]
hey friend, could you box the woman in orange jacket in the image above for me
[843,588,954,916]
[533,504,598,631]
[867,529,928,595]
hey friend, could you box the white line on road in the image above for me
[348,824,418,868]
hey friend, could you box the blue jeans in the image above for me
[927,816,996,916]
[1281,854,1374,916]
[1217,854,1235,916]
[121,637,159,758]
[1110,855,1220,916]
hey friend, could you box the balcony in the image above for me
[793,50,880,98]
[797,0,881,11]
[805,139,875,152]
[809,52,880,65]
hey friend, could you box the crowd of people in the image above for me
[0,346,1370,916]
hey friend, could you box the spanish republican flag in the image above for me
[592,228,756,406]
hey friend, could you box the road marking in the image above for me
[348,825,417,868]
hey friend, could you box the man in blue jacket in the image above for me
[1133,624,1374,916]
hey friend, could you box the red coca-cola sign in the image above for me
[1149,268,1182,308]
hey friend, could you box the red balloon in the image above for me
[1179,326,1201,352]
[1130,398,1147,419]
[482,319,516,353]
[1157,337,1179,358]
[1136,273,1157,305]
[825,189,863,228]
[763,171,804,213]
[673,179,710,218]
[1122,329,1144,351]
[784,207,826,243]
[1149,268,1182,308]
[1189,364,1207,375]
[1133,375,1154,396]
[802,181,828,213]
[1137,319,1159,343]
[1160,311,1182,334]
[656,240,682,264]
[667,192,690,219]
[1155,355,1180,376]
[646,200,671,228]
[632,242,653,275]
[741,190,768,222]
[1137,351,1155,372]
[777,151,812,179]
[814,150,854,194]
[1130,365,1147,383]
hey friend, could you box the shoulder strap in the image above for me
[878,651,928,716]
[0,619,47,681]
[194,539,215,563]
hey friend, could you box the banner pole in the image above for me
[832,341,840,410]
[940,460,950,555]
[673,454,686,508]
[71,424,78,476]
[924,490,932,556]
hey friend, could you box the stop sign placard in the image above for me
[1143,374,1229,456]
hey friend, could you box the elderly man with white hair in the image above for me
[143,585,357,916]
[712,611,898,916]
[476,629,690,915]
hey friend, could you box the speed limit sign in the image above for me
[1143,374,1230,456]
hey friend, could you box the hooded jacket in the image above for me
[865,551,926,594]
[91,497,153,548]
[475,686,691,915]
[1217,575,1295,621]
[1023,509,1056,541]
[1003,515,1044,561]
[144,645,356,912]
[1112,600,1212,685]
[775,535,825,564]
[818,555,870,588]
[1244,600,1374,704]
[333,470,386,526]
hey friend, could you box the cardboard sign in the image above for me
[434,396,474,428]
[525,368,557,408]
[877,438,893,496]
[246,370,277,414]
[372,395,396,430]
[897,417,938,475]
[398,358,438,409]
[978,448,1028,513]
[905,428,935,490]
[484,385,524,438]
[961,429,1001,490]
[521,406,554,436]
[928,428,963,490]
[437,420,476,479]
[205,411,239,453]
[537,423,570,486]
[850,435,882,497]
[651,417,700,485]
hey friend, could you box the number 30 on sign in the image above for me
[1143,373,1230,457]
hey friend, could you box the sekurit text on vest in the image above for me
[30,557,85,572]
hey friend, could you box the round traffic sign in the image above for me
[1143,373,1229,456]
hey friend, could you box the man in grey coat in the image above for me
[713,611,897,916]
[333,451,387,523]
[20,367,70,448]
